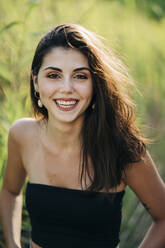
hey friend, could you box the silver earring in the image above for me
[38,99,43,108]
[34,91,43,108]
[92,103,95,110]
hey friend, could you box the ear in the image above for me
[31,73,39,92]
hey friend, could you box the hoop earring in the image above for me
[34,91,43,108]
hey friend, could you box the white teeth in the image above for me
[58,104,74,108]
[54,99,78,109]
[55,100,77,105]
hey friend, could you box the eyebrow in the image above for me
[43,66,90,72]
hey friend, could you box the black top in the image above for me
[25,182,125,248]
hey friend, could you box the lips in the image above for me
[53,98,79,111]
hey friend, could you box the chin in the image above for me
[54,113,84,124]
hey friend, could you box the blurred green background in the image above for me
[0,0,165,247]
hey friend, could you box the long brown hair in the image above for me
[30,24,147,193]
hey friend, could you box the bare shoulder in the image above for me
[2,118,41,194]
[9,117,39,145]
[123,151,163,188]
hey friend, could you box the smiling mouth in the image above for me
[53,99,79,111]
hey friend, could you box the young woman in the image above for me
[0,24,165,248]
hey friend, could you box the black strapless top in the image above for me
[25,182,125,248]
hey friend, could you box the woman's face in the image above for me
[33,47,93,124]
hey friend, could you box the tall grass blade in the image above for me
[0,21,22,35]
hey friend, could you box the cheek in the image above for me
[78,82,93,99]
[85,84,93,100]
[38,81,58,98]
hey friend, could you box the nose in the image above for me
[59,77,74,93]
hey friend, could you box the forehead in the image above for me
[40,47,89,69]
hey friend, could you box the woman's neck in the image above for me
[40,116,83,152]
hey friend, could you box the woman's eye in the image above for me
[47,73,60,79]
[74,74,88,80]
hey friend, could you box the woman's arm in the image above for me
[124,151,165,248]
[139,220,165,248]
[0,190,23,248]
[0,121,27,248]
